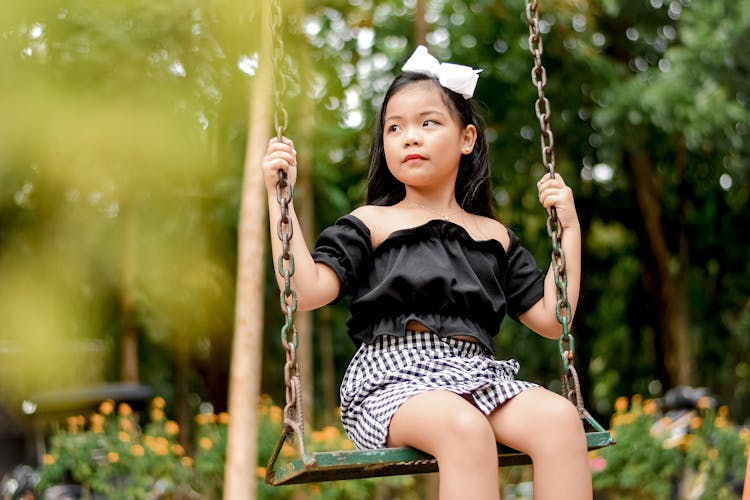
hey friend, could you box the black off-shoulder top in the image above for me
[310,214,545,355]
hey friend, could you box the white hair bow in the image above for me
[401,45,481,99]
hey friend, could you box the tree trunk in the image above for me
[414,0,427,45]
[626,148,691,387]
[175,329,192,454]
[223,2,272,498]
[120,206,139,383]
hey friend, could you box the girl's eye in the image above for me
[423,119,437,127]
[387,124,400,132]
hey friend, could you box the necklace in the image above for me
[406,201,463,220]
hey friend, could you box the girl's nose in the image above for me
[404,127,421,146]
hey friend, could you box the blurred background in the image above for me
[0,0,748,497]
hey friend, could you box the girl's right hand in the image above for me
[262,136,297,193]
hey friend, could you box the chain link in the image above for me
[525,0,582,413]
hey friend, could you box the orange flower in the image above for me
[218,412,230,425]
[308,485,322,495]
[107,452,119,463]
[697,396,712,410]
[118,431,131,443]
[689,416,703,430]
[90,413,105,433]
[43,454,56,465]
[643,399,658,416]
[152,396,166,409]
[118,403,132,416]
[195,412,217,425]
[151,408,165,422]
[99,400,115,416]
[256,466,267,478]
[199,437,213,450]
[145,436,169,455]
[165,420,180,436]
[181,456,194,467]
[154,437,169,455]
[269,406,283,424]
[614,396,628,414]
[66,416,82,434]
[281,442,296,457]
[171,444,185,456]
[630,394,643,408]
[312,425,341,444]
[131,444,145,457]
[119,417,134,432]
[322,426,340,441]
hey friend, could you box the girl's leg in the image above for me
[387,390,500,500]
[489,387,592,500]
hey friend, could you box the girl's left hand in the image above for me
[537,173,579,229]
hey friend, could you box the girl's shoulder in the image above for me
[461,214,511,250]
[349,204,413,248]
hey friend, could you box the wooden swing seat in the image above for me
[267,429,614,485]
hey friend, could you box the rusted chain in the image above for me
[525,0,581,414]
[270,0,313,466]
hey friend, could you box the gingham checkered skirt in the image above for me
[340,331,538,450]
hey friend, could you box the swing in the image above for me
[265,0,615,486]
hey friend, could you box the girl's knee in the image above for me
[548,395,584,429]
[544,396,588,452]
[435,405,495,456]
[521,391,586,453]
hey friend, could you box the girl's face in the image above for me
[382,81,476,193]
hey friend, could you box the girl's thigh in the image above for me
[488,386,586,456]
[386,390,494,455]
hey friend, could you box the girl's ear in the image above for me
[461,124,478,154]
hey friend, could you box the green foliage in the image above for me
[592,396,684,498]
[39,398,197,499]
[593,395,749,499]
[39,396,421,499]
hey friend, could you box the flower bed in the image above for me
[592,395,749,499]
[39,395,417,499]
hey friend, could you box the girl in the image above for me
[262,46,592,499]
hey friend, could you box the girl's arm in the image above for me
[263,136,341,311]
[518,173,581,339]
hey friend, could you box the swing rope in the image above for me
[265,0,614,486]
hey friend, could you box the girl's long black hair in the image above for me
[365,71,494,219]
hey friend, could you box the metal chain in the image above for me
[270,0,312,464]
[525,0,581,412]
